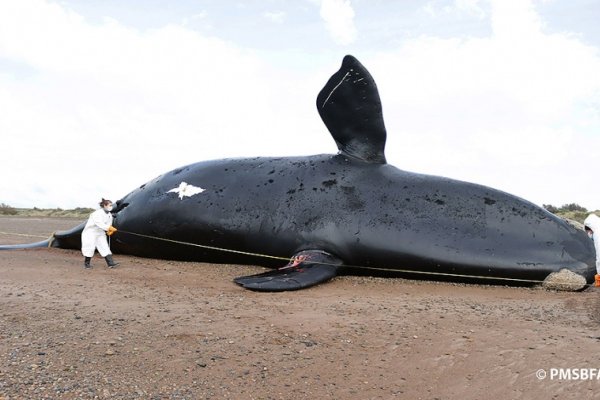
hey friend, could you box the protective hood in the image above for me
[584,213,600,233]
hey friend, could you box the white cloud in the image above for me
[454,0,486,18]
[263,11,285,24]
[319,0,357,45]
[424,0,486,19]
[490,0,542,41]
[181,11,208,27]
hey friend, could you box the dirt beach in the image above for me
[1,217,599,399]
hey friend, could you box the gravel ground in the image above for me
[1,217,600,399]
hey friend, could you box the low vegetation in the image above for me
[0,203,18,215]
[0,204,94,218]
[543,203,596,224]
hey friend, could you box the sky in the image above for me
[0,0,599,210]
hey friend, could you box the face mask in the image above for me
[104,205,113,212]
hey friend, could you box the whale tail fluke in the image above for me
[317,55,387,164]
[0,222,85,251]
[234,250,342,291]
[0,239,52,250]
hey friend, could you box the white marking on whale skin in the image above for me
[168,182,206,200]
[321,71,351,108]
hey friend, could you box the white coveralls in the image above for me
[584,213,600,274]
[81,209,113,257]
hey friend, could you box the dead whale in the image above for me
[2,55,596,291]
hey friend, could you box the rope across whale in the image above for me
[0,229,546,284]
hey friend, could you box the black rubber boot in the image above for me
[84,257,92,269]
[105,254,118,268]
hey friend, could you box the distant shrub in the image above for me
[0,203,18,215]
[73,207,94,213]
[559,203,587,213]
[546,203,595,224]
[544,203,588,214]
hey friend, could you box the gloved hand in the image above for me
[107,226,117,236]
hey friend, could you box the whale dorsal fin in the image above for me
[317,55,387,164]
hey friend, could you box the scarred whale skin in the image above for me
[2,55,596,289]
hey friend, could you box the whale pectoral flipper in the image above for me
[233,264,338,292]
[234,250,343,292]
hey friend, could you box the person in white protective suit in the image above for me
[82,198,118,269]
[584,213,600,287]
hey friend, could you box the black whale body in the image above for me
[107,153,594,283]
[3,55,596,290]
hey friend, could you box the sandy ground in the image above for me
[1,216,600,399]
